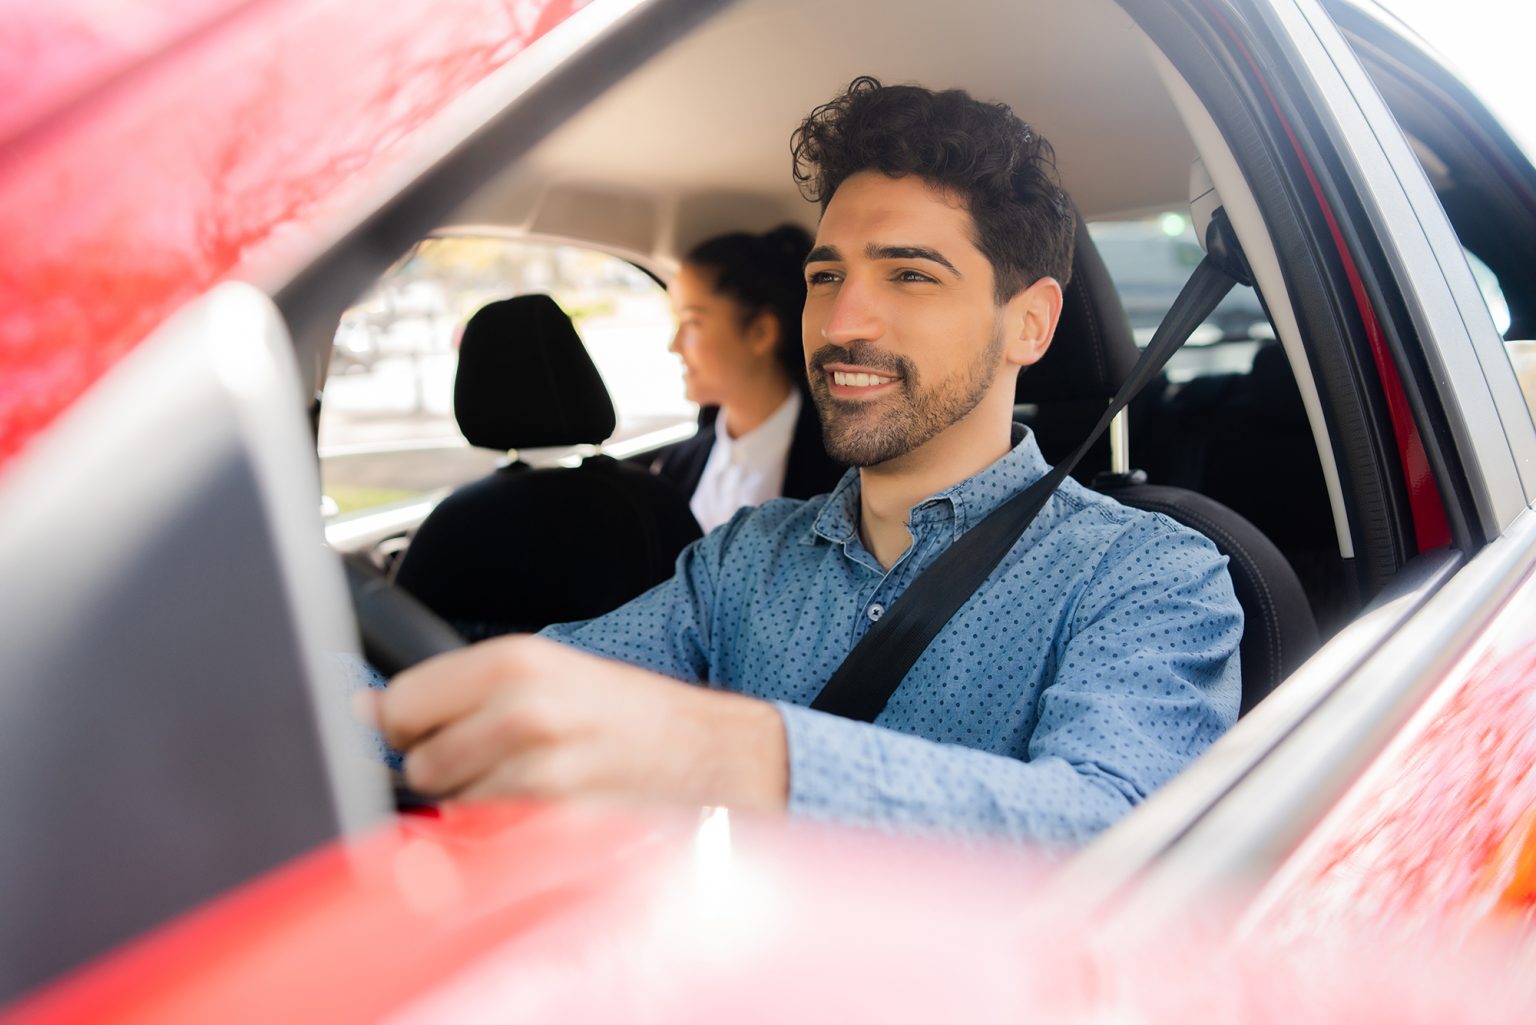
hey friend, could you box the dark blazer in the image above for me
[651,394,846,502]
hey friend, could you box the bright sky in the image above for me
[1376,0,1536,157]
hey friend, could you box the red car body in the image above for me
[3,0,1535,1020]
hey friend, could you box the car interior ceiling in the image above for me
[314,0,1484,695]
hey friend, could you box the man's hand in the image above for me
[366,636,789,811]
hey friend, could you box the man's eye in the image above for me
[896,269,936,284]
[807,270,840,286]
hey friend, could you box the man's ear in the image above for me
[1002,277,1063,369]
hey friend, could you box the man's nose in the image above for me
[817,276,882,346]
[668,326,683,354]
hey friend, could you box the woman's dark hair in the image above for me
[791,76,1074,302]
[684,224,814,388]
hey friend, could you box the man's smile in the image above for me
[822,362,903,398]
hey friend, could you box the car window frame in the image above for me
[1080,0,1536,903]
[1311,0,1536,521]
[1326,0,1536,444]
[261,0,1535,908]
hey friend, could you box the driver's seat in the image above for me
[1020,216,1319,714]
[394,295,702,639]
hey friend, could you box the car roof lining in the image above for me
[442,0,1198,261]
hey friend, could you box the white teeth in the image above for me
[832,371,893,388]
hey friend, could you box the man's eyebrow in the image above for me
[867,243,961,277]
[803,243,962,277]
[804,244,840,268]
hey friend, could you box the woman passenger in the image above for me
[654,225,844,531]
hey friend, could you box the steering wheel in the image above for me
[342,555,465,811]
[342,554,465,678]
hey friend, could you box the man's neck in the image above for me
[857,394,1017,569]
[721,375,793,440]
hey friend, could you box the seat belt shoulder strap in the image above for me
[809,256,1237,723]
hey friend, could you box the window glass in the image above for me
[1461,248,1536,424]
[1338,30,1536,434]
[1088,214,1272,383]
[1463,248,1512,336]
[318,236,687,517]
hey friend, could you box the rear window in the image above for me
[318,236,688,517]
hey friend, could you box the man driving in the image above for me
[367,77,1242,846]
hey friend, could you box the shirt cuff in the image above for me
[774,700,884,823]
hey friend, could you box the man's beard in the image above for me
[807,326,1005,468]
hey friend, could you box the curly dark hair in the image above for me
[791,76,1075,302]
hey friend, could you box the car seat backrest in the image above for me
[1021,217,1320,710]
[396,457,701,638]
[1016,210,1141,406]
[1015,211,1140,479]
[1145,341,1351,633]
[1097,482,1319,714]
[395,295,701,638]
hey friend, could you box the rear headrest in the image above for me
[1015,213,1139,404]
[454,295,617,450]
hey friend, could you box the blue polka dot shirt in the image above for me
[542,426,1241,846]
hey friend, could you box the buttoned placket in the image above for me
[839,496,962,647]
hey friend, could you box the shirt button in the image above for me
[867,603,885,622]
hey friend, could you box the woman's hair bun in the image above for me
[761,223,813,263]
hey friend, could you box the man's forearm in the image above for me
[776,702,1139,847]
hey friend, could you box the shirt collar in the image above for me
[712,389,801,469]
[809,423,1050,547]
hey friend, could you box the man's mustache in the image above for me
[808,342,914,380]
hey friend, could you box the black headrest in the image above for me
[454,295,616,450]
[1015,213,1140,404]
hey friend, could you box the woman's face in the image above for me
[669,263,775,407]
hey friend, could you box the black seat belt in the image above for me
[809,254,1239,723]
